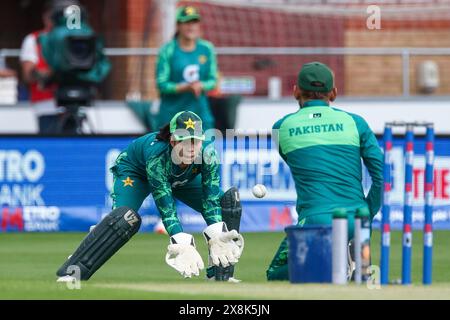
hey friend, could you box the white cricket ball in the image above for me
[252,184,267,198]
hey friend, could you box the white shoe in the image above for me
[89,225,96,232]
[206,276,241,283]
[227,277,242,283]
[56,275,76,283]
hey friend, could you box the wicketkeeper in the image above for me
[56,111,244,282]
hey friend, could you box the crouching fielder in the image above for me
[56,111,244,282]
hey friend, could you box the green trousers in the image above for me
[266,213,360,281]
[110,167,221,277]
[111,170,207,214]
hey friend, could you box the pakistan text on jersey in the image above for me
[288,123,344,136]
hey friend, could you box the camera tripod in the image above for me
[56,105,94,135]
[55,85,96,135]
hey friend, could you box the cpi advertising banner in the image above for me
[0,135,449,233]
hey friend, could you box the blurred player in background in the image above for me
[57,111,243,282]
[155,5,218,131]
[266,62,383,281]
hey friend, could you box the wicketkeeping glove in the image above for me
[203,222,244,267]
[165,232,204,278]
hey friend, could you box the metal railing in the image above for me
[2,46,450,97]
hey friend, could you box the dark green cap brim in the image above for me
[177,15,200,23]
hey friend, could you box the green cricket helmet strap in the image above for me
[170,111,205,141]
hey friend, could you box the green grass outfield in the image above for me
[0,231,449,299]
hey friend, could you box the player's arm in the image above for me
[21,35,54,88]
[146,157,182,235]
[199,41,218,92]
[354,115,383,218]
[272,117,288,162]
[155,42,202,95]
[20,34,39,84]
[156,43,187,94]
[201,147,244,268]
[200,146,222,225]
[147,156,204,277]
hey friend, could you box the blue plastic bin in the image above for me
[285,225,332,283]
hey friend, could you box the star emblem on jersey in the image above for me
[184,118,196,130]
[122,177,134,187]
[199,55,207,64]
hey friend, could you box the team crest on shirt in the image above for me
[199,55,207,64]
[183,65,200,82]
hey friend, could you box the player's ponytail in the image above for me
[156,123,171,142]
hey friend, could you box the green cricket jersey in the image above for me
[111,132,222,235]
[155,38,218,130]
[273,100,383,220]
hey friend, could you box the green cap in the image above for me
[333,208,347,219]
[170,111,205,141]
[298,62,334,92]
[176,6,201,23]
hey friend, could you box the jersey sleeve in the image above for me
[20,34,38,64]
[146,156,182,235]
[200,146,222,225]
[272,117,288,162]
[200,41,218,92]
[155,42,178,95]
[353,114,384,218]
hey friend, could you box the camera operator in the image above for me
[20,0,61,134]
[21,0,110,135]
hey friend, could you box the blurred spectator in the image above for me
[0,61,16,78]
[155,5,218,131]
[0,55,18,105]
[20,0,60,134]
[0,69,16,77]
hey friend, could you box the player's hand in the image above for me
[189,81,203,97]
[165,233,204,278]
[32,68,54,90]
[175,82,191,93]
[203,222,244,267]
